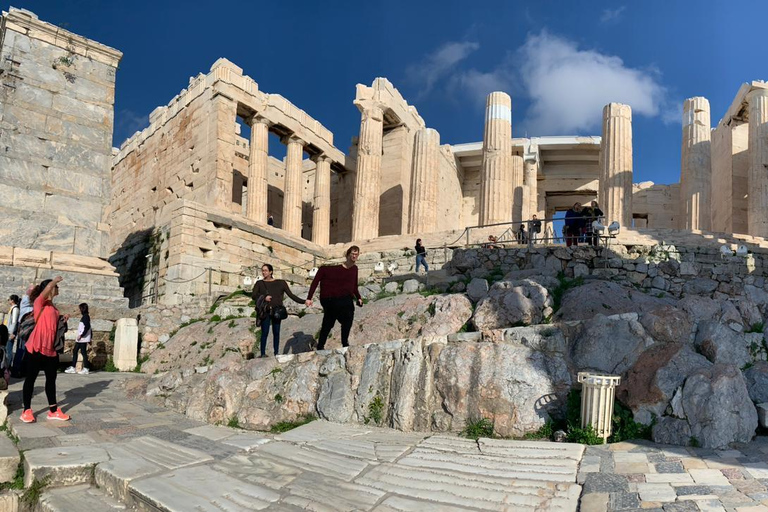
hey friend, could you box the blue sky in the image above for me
[10,0,768,185]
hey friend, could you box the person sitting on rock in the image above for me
[251,264,306,358]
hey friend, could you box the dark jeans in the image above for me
[317,296,355,350]
[415,254,428,272]
[72,343,88,368]
[260,316,282,356]
[11,337,26,377]
[22,351,59,410]
[565,226,579,247]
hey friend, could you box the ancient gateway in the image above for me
[1,7,768,308]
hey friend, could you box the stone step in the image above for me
[24,445,110,488]
[0,434,20,484]
[38,484,129,511]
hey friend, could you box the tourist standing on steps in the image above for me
[564,203,583,247]
[65,303,91,375]
[251,264,306,358]
[21,276,70,423]
[306,246,362,350]
[415,239,429,273]
[530,215,542,244]
[5,295,19,366]
[12,284,35,378]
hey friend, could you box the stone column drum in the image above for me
[479,92,513,226]
[511,155,524,224]
[282,136,305,237]
[114,318,138,372]
[408,128,440,234]
[312,155,331,246]
[351,102,385,240]
[523,159,538,221]
[748,88,768,237]
[247,116,271,224]
[598,103,633,228]
[680,97,712,231]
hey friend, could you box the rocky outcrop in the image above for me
[557,281,672,322]
[694,321,752,368]
[569,313,654,375]
[144,330,571,437]
[472,277,556,330]
[744,361,768,403]
[652,364,757,449]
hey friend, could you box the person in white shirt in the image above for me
[65,303,91,375]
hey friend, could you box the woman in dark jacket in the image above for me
[250,264,306,358]
[564,203,583,247]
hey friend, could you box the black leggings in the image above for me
[72,343,88,367]
[22,351,59,410]
[317,297,355,350]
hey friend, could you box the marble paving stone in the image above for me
[661,502,699,511]
[372,495,471,512]
[38,484,127,511]
[579,492,608,512]
[608,491,640,509]
[256,442,370,481]
[582,473,630,494]
[615,461,651,474]
[745,463,768,480]
[220,433,272,452]
[656,461,686,473]
[122,436,213,469]
[130,465,281,511]
[645,473,694,484]
[636,483,677,502]
[690,468,732,486]
[213,454,302,490]
[275,419,370,443]
[96,445,164,504]
[24,445,110,487]
[184,424,237,441]
[282,471,386,511]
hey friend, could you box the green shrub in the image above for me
[132,354,149,373]
[689,436,701,448]
[227,416,240,429]
[274,393,284,404]
[20,476,50,507]
[103,357,118,372]
[566,425,604,445]
[365,394,384,425]
[523,420,554,440]
[209,315,222,323]
[459,418,494,440]
[270,415,316,433]
[746,322,765,334]
[609,401,653,443]
[551,273,584,313]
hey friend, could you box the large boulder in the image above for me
[677,296,721,326]
[694,321,752,368]
[617,343,711,424]
[557,281,672,322]
[569,313,655,375]
[466,278,489,302]
[433,341,571,437]
[744,361,768,404]
[472,277,556,330]
[639,305,693,344]
[652,364,757,449]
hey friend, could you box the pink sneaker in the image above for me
[46,410,70,421]
[20,409,35,423]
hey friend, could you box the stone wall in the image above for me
[0,8,121,258]
[632,182,679,229]
[448,244,768,300]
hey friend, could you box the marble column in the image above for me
[748,88,768,237]
[408,128,440,234]
[351,101,385,240]
[523,159,538,220]
[479,92,513,226]
[247,115,270,223]
[511,155,524,224]
[281,135,305,237]
[680,97,712,231]
[312,155,331,246]
[598,103,633,227]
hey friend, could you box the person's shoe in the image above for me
[46,410,70,421]
[77,368,89,375]
[20,409,35,423]
[64,366,76,374]
[258,354,266,358]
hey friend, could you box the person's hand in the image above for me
[53,276,63,283]
[63,314,70,322]
[357,298,363,307]
[265,295,272,302]
[76,336,80,342]
[305,299,313,307]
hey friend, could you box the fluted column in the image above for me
[311,155,331,245]
[748,88,768,237]
[680,97,712,231]
[247,115,271,223]
[511,155,524,224]
[281,135,305,237]
[523,159,538,220]
[407,128,440,234]
[351,101,385,240]
[479,92,513,225]
[598,103,633,227]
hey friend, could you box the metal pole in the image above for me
[527,220,533,250]
[208,267,212,297]
[466,227,470,246]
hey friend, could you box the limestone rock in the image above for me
[652,364,757,449]
[617,343,711,424]
[471,277,555,330]
[569,313,654,375]
[434,341,571,437]
[695,321,751,367]
[758,403,768,428]
[744,361,768,404]
[682,278,718,295]
[317,353,354,423]
[737,297,764,329]
[465,278,489,302]
[557,281,671,322]
[402,279,419,294]
[384,282,399,294]
[639,305,693,344]
[677,295,721,326]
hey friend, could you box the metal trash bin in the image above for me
[577,372,621,441]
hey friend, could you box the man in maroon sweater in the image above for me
[306,246,363,350]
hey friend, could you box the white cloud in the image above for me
[405,41,479,98]
[600,6,626,24]
[518,31,671,135]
